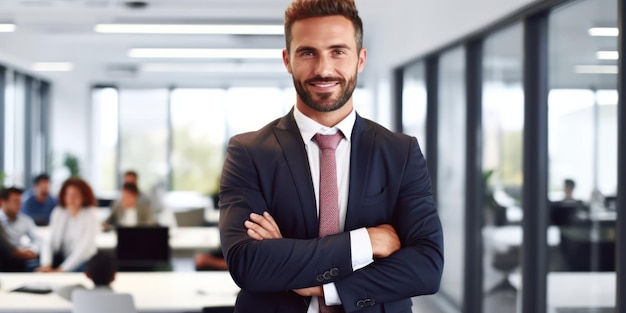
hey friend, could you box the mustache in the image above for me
[304,76,345,85]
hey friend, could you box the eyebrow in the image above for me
[294,44,352,53]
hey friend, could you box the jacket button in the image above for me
[356,300,365,308]
[316,274,324,282]
[330,268,339,277]
[366,298,375,306]
[323,271,331,280]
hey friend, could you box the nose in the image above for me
[313,54,333,77]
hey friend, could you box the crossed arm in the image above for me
[244,211,401,297]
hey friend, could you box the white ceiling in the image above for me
[0,0,392,87]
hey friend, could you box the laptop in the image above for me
[116,226,171,271]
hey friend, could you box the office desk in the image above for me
[484,225,561,252]
[510,272,615,313]
[0,272,239,313]
[35,227,221,252]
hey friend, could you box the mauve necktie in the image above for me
[313,132,344,313]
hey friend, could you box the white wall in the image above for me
[361,0,543,128]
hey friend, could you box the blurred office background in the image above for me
[0,0,623,312]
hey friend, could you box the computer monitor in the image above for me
[116,226,170,270]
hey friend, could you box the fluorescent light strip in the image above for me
[588,27,618,37]
[32,62,74,72]
[129,48,283,59]
[596,50,619,60]
[574,65,617,74]
[95,24,283,35]
[0,24,16,32]
[141,63,286,73]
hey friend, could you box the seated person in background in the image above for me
[36,178,100,273]
[104,183,154,228]
[121,170,150,207]
[195,248,228,271]
[0,187,41,271]
[56,251,118,301]
[0,223,38,272]
[21,174,58,226]
[563,178,577,203]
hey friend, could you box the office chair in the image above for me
[72,290,137,313]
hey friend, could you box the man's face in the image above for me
[283,15,366,113]
[1,193,22,219]
[123,175,137,185]
[35,180,50,198]
[120,190,138,209]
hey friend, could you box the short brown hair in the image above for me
[58,177,97,208]
[124,170,138,180]
[284,0,363,52]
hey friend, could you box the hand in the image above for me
[13,248,37,260]
[35,265,53,272]
[244,212,283,240]
[293,286,323,297]
[367,224,401,258]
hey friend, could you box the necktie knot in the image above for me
[313,132,343,150]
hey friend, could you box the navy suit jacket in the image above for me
[219,111,443,313]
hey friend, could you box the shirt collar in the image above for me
[0,210,10,223]
[293,105,356,143]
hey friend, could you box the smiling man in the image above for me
[218,0,443,312]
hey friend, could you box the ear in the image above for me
[282,48,293,74]
[357,48,367,73]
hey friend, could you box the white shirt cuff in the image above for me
[322,283,341,306]
[350,227,373,271]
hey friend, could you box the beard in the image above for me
[293,71,358,113]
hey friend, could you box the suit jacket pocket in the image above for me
[362,188,387,206]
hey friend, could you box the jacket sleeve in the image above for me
[219,136,354,293]
[334,137,444,312]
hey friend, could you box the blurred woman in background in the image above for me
[36,177,100,272]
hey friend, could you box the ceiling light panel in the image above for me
[128,48,283,59]
[588,27,618,37]
[95,24,284,35]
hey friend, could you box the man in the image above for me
[218,1,443,312]
[0,187,39,271]
[563,179,576,202]
[21,174,58,226]
[104,183,154,228]
[120,170,150,207]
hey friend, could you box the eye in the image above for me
[333,49,347,55]
[299,50,314,57]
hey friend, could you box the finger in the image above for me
[249,213,280,237]
[247,228,264,241]
[263,212,282,237]
[245,220,273,239]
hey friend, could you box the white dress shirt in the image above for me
[293,106,374,312]
[0,211,41,252]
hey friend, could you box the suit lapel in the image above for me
[273,111,319,238]
[345,115,374,230]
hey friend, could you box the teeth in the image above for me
[313,82,336,87]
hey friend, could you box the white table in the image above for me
[0,272,239,313]
[35,227,221,252]
[484,225,561,253]
[510,272,616,312]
